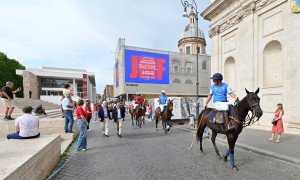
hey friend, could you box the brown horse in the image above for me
[196,88,263,171]
[155,100,173,133]
[130,105,136,126]
[130,100,149,127]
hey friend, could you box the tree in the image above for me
[0,52,26,98]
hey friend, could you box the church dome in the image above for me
[180,23,205,40]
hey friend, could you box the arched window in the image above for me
[185,79,193,84]
[172,79,181,84]
[224,57,236,91]
[263,41,282,87]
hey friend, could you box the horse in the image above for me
[155,100,173,133]
[134,101,144,128]
[196,88,263,171]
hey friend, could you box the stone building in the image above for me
[201,0,300,132]
[16,67,97,104]
[102,85,114,102]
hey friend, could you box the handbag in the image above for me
[272,120,278,125]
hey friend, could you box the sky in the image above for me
[0,0,211,94]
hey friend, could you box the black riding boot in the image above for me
[223,111,234,132]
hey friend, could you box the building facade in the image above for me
[201,0,300,133]
[102,85,114,102]
[16,67,97,104]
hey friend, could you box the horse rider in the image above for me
[158,90,168,116]
[203,73,239,132]
[133,93,144,113]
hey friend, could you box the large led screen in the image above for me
[125,49,169,84]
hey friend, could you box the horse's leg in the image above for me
[164,120,167,134]
[226,134,239,171]
[211,130,221,158]
[131,113,134,126]
[155,114,158,131]
[197,122,205,155]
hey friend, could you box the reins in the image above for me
[232,95,259,128]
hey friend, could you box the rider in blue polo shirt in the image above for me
[204,73,239,132]
[158,90,168,116]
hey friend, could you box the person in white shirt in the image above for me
[62,94,75,133]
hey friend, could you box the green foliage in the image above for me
[0,52,25,97]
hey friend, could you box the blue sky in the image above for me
[0,0,211,94]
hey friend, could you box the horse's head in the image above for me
[143,99,149,107]
[245,88,263,118]
[167,99,174,111]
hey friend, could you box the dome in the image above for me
[180,23,205,40]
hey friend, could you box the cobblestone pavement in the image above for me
[54,117,300,180]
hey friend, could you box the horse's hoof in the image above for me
[223,156,227,162]
[201,152,205,155]
[232,166,239,171]
[217,154,222,160]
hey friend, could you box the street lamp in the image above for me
[181,0,200,126]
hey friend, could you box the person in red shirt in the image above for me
[76,99,88,151]
[93,104,99,122]
[133,93,144,112]
[148,105,153,121]
[85,101,92,131]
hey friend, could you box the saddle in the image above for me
[209,105,233,124]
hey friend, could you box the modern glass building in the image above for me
[16,67,97,104]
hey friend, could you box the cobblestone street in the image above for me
[54,117,300,180]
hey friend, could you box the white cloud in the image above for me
[0,0,211,93]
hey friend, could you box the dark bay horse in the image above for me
[131,100,149,127]
[196,88,263,170]
[155,100,173,133]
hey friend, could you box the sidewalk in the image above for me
[174,125,300,165]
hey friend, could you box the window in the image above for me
[185,79,193,84]
[174,65,179,72]
[202,60,207,70]
[41,78,72,88]
[186,62,193,73]
[172,79,181,84]
[186,46,190,54]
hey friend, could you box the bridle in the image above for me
[233,94,261,127]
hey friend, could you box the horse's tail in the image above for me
[196,110,205,142]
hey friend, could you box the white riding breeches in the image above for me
[213,102,229,111]
[134,104,138,109]
[159,104,166,112]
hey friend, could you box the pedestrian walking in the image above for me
[93,104,99,122]
[268,103,284,143]
[76,99,88,151]
[148,105,153,121]
[98,101,111,137]
[85,101,92,131]
[62,94,75,133]
[1,81,22,120]
[112,102,125,138]
[29,89,32,99]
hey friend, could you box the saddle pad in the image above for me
[209,111,217,124]
[292,0,300,12]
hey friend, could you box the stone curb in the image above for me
[173,126,300,165]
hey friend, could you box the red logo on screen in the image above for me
[129,56,165,80]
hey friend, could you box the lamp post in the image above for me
[181,0,200,126]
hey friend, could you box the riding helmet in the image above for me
[210,73,223,81]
